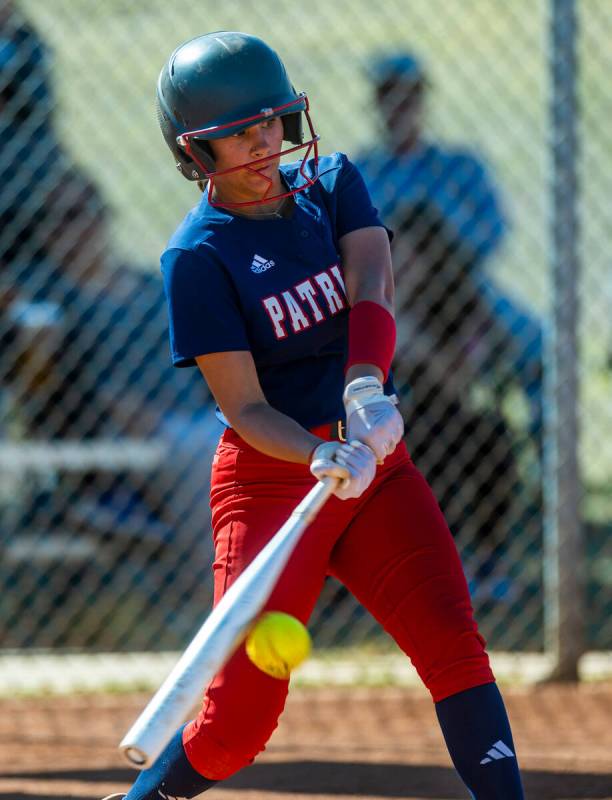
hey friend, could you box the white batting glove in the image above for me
[343,376,404,462]
[310,440,376,500]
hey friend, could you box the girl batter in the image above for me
[104,30,524,800]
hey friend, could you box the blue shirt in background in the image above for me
[355,142,505,268]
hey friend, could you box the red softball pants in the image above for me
[183,427,494,780]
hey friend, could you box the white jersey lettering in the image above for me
[330,264,346,296]
[262,295,288,339]
[314,271,345,314]
[262,266,346,339]
[295,279,324,322]
[282,290,311,332]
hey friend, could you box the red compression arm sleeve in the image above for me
[345,300,396,380]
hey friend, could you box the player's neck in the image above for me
[227,195,294,221]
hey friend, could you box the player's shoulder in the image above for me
[160,243,220,284]
[282,151,355,194]
[164,197,225,255]
[316,151,351,176]
[162,206,222,275]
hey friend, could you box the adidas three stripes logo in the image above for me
[480,739,515,765]
[251,254,275,273]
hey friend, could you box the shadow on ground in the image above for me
[3,759,612,799]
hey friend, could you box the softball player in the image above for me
[103,31,524,800]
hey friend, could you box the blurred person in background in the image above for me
[51,171,218,552]
[0,0,69,434]
[0,1,46,347]
[0,0,67,272]
[355,52,543,601]
[0,1,218,581]
[6,166,218,567]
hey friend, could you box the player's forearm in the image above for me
[229,401,323,464]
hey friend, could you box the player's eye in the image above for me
[256,117,279,131]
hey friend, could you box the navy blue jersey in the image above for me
[161,152,393,429]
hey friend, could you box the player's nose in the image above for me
[250,124,273,156]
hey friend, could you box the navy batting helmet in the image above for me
[156,31,319,205]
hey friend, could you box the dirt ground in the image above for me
[0,683,611,800]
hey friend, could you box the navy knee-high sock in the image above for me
[125,725,216,800]
[435,683,524,799]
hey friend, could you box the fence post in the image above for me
[544,0,584,680]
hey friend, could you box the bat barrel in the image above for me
[119,477,336,768]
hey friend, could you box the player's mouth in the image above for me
[253,162,277,176]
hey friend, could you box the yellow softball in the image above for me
[245,611,311,680]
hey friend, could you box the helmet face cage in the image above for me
[177,94,320,208]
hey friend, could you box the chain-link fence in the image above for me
[0,0,609,669]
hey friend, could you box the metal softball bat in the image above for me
[119,476,337,769]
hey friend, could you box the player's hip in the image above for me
[210,424,411,514]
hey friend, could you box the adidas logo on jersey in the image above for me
[251,254,275,273]
[480,739,515,765]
